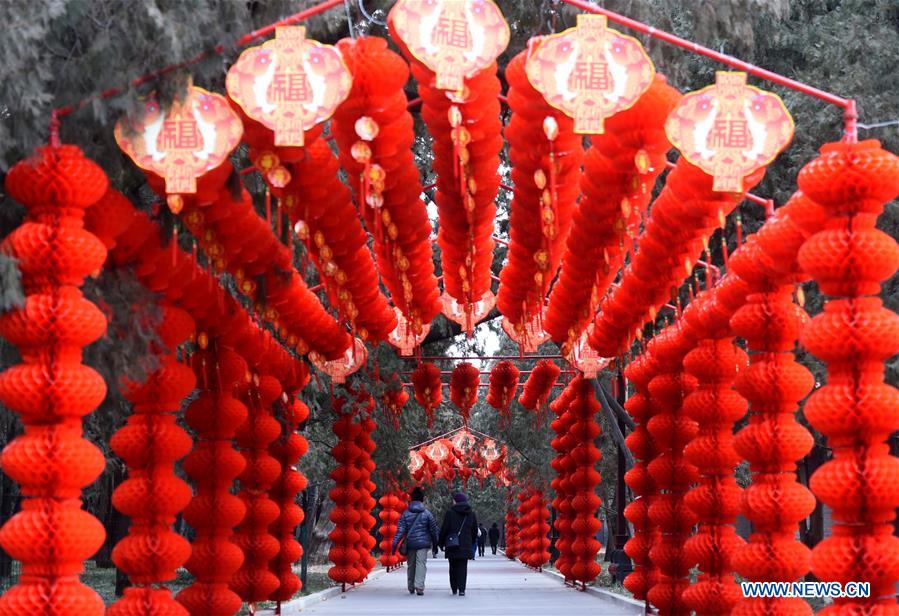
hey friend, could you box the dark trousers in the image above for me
[490,542,497,554]
[448,557,468,593]
[478,542,485,556]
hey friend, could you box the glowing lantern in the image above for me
[388,0,510,92]
[309,337,367,383]
[666,71,794,192]
[526,15,654,134]
[441,291,496,334]
[568,325,609,378]
[502,313,551,353]
[427,440,450,463]
[115,85,243,196]
[227,26,352,147]
[409,450,425,474]
[387,307,431,356]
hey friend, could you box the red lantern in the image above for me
[328,409,363,587]
[519,360,561,414]
[177,344,248,616]
[0,145,109,616]
[411,363,443,427]
[108,306,195,616]
[450,362,480,424]
[333,37,441,334]
[486,361,520,426]
[797,140,899,613]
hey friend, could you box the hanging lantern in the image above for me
[441,291,496,334]
[310,337,368,384]
[501,313,551,353]
[486,361,520,426]
[227,26,352,148]
[387,307,431,356]
[450,362,481,423]
[519,360,562,412]
[115,85,243,203]
[666,71,794,192]
[411,362,443,427]
[568,325,610,378]
[526,15,654,134]
[388,0,510,92]
[427,440,450,464]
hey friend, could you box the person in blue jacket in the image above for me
[392,486,439,595]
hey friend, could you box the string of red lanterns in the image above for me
[411,362,443,427]
[486,361,520,427]
[518,359,561,416]
[378,488,408,570]
[352,399,378,583]
[449,362,480,424]
[550,384,579,583]
[108,306,195,615]
[516,488,551,571]
[797,140,899,613]
[328,403,363,589]
[497,45,583,347]
[0,146,110,615]
[545,76,681,353]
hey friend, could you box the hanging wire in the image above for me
[344,0,356,38]
[858,119,899,130]
[357,0,387,26]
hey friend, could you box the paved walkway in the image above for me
[282,553,642,615]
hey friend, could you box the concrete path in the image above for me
[280,553,642,615]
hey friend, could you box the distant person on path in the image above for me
[477,523,487,556]
[393,486,439,596]
[488,522,500,554]
[438,491,479,596]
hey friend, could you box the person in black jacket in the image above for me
[488,522,500,555]
[437,492,479,596]
[392,486,439,595]
[477,523,487,556]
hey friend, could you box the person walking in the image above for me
[477,523,487,557]
[488,522,500,555]
[393,486,439,596]
[438,492,478,596]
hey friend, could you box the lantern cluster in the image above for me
[268,396,311,601]
[328,407,364,586]
[409,430,506,488]
[411,362,443,427]
[797,140,899,613]
[504,499,521,561]
[516,488,551,570]
[0,146,110,615]
[590,160,766,358]
[390,17,502,333]
[332,36,441,336]
[380,377,410,430]
[108,306,196,616]
[283,138,397,343]
[497,47,583,341]
[680,282,749,614]
[353,404,378,582]
[550,384,578,581]
[378,489,409,570]
[486,361,520,426]
[622,355,660,601]
[728,208,820,615]
[450,362,480,424]
[563,378,603,585]
[644,330,698,614]
[178,344,249,616]
[545,76,680,352]
[180,188,350,360]
[518,360,561,415]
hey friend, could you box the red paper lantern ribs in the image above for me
[180,188,351,360]
[389,6,506,333]
[230,374,283,603]
[177,344,249,616]
[680,291,748,615]
[450,362,480,424]
[268,396,310,602]
[590,158,767,359]
[411,362,443,427]
[378,489,407,569]
[0,145,109,616]
[352,408,378,583]
[332,36,441,335]
[108,305,196,616]
[328,409,363,587]
[519,360,561,413]
[504,497,521,561]
[283,138,396,343]
[497,46,584,337]
[797,140,899,614]
[486,361,520,426]
[545,76,680,352]
[644,329,699,616]
[622,354,660,601]
[517,488,551,570]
